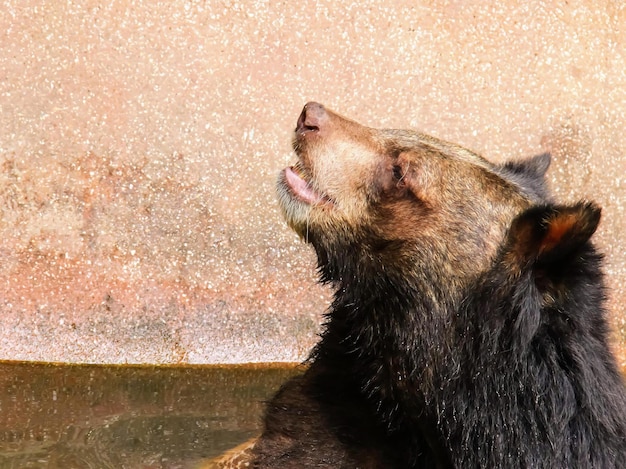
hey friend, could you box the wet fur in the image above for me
[254,105,626,468]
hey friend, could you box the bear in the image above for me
[248,102,626,468]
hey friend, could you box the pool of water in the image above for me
[0,361,301,468]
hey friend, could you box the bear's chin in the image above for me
[276,167,339,240]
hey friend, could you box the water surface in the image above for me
[0,361,301,468]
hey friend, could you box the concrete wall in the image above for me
[1,0,624,365]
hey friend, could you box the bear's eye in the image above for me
[392,164,406,182]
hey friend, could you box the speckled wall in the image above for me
[1,1,624,365]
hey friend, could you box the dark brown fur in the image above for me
[253,103,626,468]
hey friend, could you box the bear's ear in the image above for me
[501,152,551,179]
[507,201,601,266]
[499,153,552,200]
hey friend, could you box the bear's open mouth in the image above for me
[284,164,332,206]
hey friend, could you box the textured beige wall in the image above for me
[0,1,624,365]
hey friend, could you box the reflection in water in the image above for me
[0,361,301,468]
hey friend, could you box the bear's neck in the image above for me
[312,262,462,420]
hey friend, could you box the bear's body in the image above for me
[252,103,626,468]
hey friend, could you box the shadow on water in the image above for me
[0,361,302,469]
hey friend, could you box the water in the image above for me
[0,361,301,469]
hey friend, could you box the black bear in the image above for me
[249,103,626,468]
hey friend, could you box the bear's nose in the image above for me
[296,102,327,134]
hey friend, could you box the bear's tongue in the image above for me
[285,166,325,205]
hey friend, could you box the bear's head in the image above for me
[277,103,597,302]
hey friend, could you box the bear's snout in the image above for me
[296,102,327,135]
